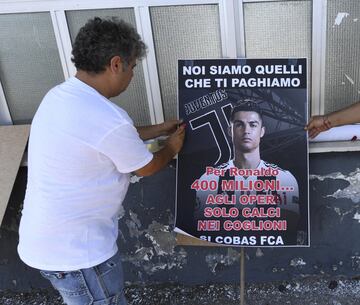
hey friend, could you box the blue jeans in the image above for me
[40,251,127,305]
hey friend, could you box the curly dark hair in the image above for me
[71,17,147,73]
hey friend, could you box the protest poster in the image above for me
[174,58,309,247]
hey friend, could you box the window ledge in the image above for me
[310,141,360,153]
[309,125,360,153]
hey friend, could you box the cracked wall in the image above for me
[1,153,360,291]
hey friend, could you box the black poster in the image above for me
[175,58,309,247]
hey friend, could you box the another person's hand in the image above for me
[165,123,186,154]
[305,115,332,139]
[160,119,183,136]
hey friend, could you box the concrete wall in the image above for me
[1,152,360,291]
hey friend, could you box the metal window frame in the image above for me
[234,0,246,57]
[311,0,327,116]
[50,10,76,79]
[218,0,237,58]
[134,6,164,123]
[0,81,12,125]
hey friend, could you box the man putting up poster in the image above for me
[175,58,309,247]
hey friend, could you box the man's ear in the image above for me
[260,126,265,138]
[109,56,122,73]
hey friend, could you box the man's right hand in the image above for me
[165,123,186,154]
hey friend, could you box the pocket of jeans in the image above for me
[40,270,93,299]
[95,254,120,277]
[40,270,67,280]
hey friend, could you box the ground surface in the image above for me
[0,277,360,305]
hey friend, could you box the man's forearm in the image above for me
[136,124,164,141]
[135,122,185,176]
[328,101,360,127]
[134,145,176,177]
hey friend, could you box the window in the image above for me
[150,4,222,120]
[0,0,359,152]
[324,0,360,113]
[0,12,64,124]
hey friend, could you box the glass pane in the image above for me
[325,0,360,113]
[150,5,222,120]
[66,9,151,126]
[0,13,64,124]
[244,1,311,108]
[244,1,311,59]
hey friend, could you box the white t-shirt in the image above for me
[195,159,299,219]
[18,77,153,271]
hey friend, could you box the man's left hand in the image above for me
[160,119,184,136]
